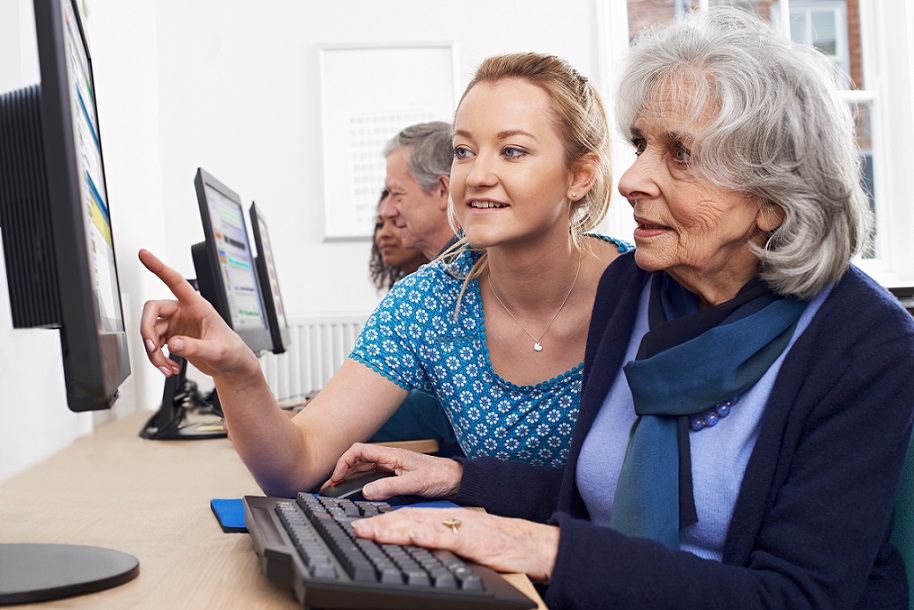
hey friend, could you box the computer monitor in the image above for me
[192,168,273,354]
[0,0,138,602]
[140,168,274,440]
[249,201,290,354]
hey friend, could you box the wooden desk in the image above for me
[0,411,545,609]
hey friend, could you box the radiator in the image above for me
[258,313,368,401]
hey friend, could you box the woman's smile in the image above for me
[466,198,510,211]
[632,215,672,239]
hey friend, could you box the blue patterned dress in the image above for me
[349,235,632,466]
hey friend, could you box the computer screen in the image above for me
[0,0,130,414]
[249,201,291,354]
[192,167,273,355]
[140,169,274,441]
[0,0,138,602]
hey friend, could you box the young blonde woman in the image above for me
[139,52,631,497]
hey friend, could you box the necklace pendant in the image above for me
[533,342,543,352]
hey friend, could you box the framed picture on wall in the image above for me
[318,43,457,240]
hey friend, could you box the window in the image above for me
[602,1,914,284]
[772,2,880,259]
[781,2,850,86]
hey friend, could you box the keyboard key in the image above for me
[434,572,458,589]
[404,569,430,587]
[311,564,337,579]
[379,567,403,584]
[459,572,484,591]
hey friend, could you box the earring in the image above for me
[571,192,577,198]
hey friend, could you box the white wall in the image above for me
[0,0,628,483]
[100,0,628,408]
[145,0,613,311]
[0,0,88,483]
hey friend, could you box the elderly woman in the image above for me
[327,8,914,608]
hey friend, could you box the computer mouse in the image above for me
[318,470,396,500]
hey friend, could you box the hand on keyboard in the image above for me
[326,442,464,501]
[352,505,560,584]
[244,494,537,609]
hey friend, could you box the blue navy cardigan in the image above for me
[455,253,914,609]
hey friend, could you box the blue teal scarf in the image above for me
[608,273,807,549]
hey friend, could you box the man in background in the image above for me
[369,121,461,456]
[380,121,457,259]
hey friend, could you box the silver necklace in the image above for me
[487,253,582,352]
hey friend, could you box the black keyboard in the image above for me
[243,494,537,609]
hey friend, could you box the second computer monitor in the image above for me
[191,167,273,355]
[249,201,290,354]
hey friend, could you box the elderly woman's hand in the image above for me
[323,443,463,501]
[352,507,559,583]
[138,249,259,379]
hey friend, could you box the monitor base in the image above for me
[0,543,139,605]
[139,353,227,441]
[140,417,227,440]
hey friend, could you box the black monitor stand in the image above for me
[139,353,226,440]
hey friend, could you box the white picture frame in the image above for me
[318,43,457,240]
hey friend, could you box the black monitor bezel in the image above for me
[0,0,139,601]
[249,201,290,354]
[35,0,129,411]
[192,167,273,355]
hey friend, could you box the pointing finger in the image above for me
[138,249,199,303]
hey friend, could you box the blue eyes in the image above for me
[502,146,526,159]
[452,145,528,160]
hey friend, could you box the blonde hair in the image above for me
[446,52,613,317]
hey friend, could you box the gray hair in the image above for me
[617,7,872,299]
[383,121,453,191]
